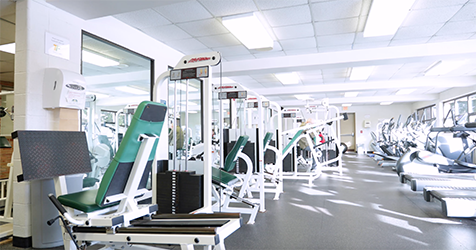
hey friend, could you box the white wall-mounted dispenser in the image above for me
[43,68,87,109]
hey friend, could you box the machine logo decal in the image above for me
[188,57,211,63]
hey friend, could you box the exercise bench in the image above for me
[15,101,241,250]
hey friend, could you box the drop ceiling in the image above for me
[2,0,476,108]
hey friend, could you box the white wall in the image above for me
[14,0,183,246]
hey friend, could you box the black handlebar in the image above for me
[48,193,67,215]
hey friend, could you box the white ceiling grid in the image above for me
[2,0,476,107]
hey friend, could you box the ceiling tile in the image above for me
[250,41,283,53]
[153,0,212,23]
[273,23,315,40]
[451,3,476,22]
[393,23,444,40]
[436,20,476,36]
[310,0,362,21]
[428,33,474,43]
[255,0,308,10]
[140,25,192,42]
[197,33,240,48]
[251,74,280,83]
[401,6,462,26]
[212,45,251,57]
[389,37,430,46]
[263,5,312,27]
[410,0,468,10]
[318,45,353,53]
[285,48,318,55]
[353,32,393,44]
[114,9,171,29]
[180,48,213,56]
[222,54,256,61]
[177,18,229,37]
[198,0,257,17]
[280,37,316,50]
[314,17,359,36]
[322,68,349,79]
[260,82,283,88]
[253,51,286,58]
[317,33,355,47]
[352,41,390,50]
[165,38,207,52]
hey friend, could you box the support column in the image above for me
[14,0,82,247]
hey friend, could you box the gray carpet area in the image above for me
[2,153,476,249]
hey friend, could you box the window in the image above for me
[443,92,476,126]
[416,105,436,125]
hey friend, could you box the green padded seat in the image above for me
[212,167,240,186]
[57,101,167,213]
[57,189,115,213]
[282,130,303,155]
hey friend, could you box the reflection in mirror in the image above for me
[81,32,153,186]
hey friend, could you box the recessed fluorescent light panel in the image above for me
[276,72,300,85]
[364,0,416,37]
[395,89,415,95]
[115,86,148,95]
[294,94,311,100]
[222,12,273,50]
[0,43,15,54]
[424,60,468,76]
[82,50,120,67]
[344,92,359,97]
[349,66,375,81]
[342,104,352,107]
[380,102,393,105]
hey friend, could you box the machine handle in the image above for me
[48,193,67,215]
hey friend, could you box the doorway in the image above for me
[340,113,355,151]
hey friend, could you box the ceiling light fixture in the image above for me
[294,94,311,100]
[276,72,300,85]
[344,92,359,97]
[82,50,120,67]
[115,86,148,95]
[380,102,393,105]
[349,66,375,81]
[0,43,15,54]
[342,104,352,107]
[424,60,469,76]
[363,0,416,37]
[395,89,415,95]
[222,12,273,50]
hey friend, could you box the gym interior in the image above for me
[0,0,476,249]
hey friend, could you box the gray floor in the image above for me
[2,153,476,249]
[225,153,476,250]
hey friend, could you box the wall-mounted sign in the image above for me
[45,32,70,60]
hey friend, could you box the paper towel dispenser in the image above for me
[43,68,87,109]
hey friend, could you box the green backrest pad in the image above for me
[96,101,167,206]
[282,130,303,155]
[58,101,167,212]
[263,132,273,151]
[223,135,249,172]
[212,135,249,186]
